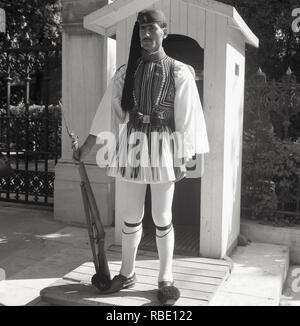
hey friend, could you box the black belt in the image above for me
[129,111,172,128]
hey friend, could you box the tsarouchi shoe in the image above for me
[157,281,180,306]
[99,273,136,294]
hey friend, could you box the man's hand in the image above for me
[72,134,97,163]
[72,148,81,162]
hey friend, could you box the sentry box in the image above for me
[55,0,259,259]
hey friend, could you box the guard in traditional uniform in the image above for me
[74,9,209,306]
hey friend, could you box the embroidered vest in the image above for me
[133,55,176,130]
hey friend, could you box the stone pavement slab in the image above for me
[0,203,115,306]
[209,243,289,306]
[0,204,64,266]
[0,282,42,306]
[280,265,300,306]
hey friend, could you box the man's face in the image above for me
[139,22,167,53]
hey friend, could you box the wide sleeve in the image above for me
[89,65,128,139]
[174,61,209,160]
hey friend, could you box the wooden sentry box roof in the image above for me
[83,0,258,48]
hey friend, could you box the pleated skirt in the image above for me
[106,122,186,184]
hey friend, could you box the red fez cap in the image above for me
[137,9,167,25]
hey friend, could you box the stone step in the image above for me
[280,265,300,306]
[241,218,300,264]
[209,242,290,306]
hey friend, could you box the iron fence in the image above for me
[242,68,300,222]
[0,44,61,206]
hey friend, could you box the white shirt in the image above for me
[90,60,209,160]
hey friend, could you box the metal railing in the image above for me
[0,44,61,206]
[242,68,300,222]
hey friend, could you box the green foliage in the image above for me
[0,1,62,115]
[0,103,62,159]
[242,119,300,224]
[0,0,62,47]
[218,0,300,81]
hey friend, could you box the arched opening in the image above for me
[140,34,204,256]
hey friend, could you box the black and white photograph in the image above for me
[0,0,300,311]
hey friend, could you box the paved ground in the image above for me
[0,202,115,306]
[0,202,299,306]
[280,265,300,306]
[209,243,289,306]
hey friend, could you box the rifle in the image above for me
[61,105,111,292]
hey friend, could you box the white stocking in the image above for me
[156,224,174,282]
[151,182,175,283]
[118,181,147,278]
[120,221,143,278]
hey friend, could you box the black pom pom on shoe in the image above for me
[157,282,180,306]
[91,273,112,292]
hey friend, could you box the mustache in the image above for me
[142,38,152,41]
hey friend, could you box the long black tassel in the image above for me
[121,21,141,112]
